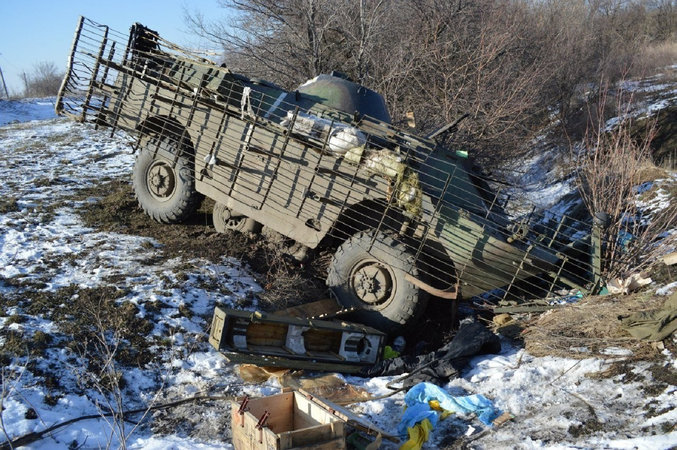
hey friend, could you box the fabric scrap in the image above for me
[620,291,677,341]
[400,418,433,450]
[397,382,502,446]
[403,382,502,427]
[383,346,401,359]
[398,402,440,438]
[607,273,652,295]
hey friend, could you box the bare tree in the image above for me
[369,0,558,160]
[186,0,347,87]
[331,0,388,84]
[186,0,677,165]
[650,0,677,40]
[21,62,63,98]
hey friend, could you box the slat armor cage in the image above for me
[56,17,604,328]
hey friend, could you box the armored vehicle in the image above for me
[56,18,601,333]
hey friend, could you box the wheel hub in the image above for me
[351,261,395,305]
[214,205,247,230]
[225,216,246,229]
[147,161,176,199]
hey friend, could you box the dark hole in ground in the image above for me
[632,104,677,169]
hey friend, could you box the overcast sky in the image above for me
[0,0,228,95]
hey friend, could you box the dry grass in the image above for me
[633,41,677,77]
[636,164,672,185]
[254,244,329,311]
[522,291,670,360]
[575,85,677,280]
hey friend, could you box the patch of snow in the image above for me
[0,107,265,448]
[128,435,233,450]
[0,97,58,126]
[595,431,677,450]
[657,281,677,296]
[601,347,634,357]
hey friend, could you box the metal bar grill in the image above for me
[54,17,603,308]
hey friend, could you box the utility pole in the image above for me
[0,65,9,99]
[0,52,9,99]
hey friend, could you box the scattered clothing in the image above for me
[620,291,677,341]
[607,273,653,295]
[383,346,401,359]
[400,418,433,450]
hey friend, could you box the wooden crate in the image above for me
[231,390,346,449]
[210,306,385,373]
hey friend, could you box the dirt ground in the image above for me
[73,179,459,350]
[75,179,677,359]
[75,179,328,309]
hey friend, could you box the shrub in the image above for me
[576,88,677,279]
[188,0,677,168]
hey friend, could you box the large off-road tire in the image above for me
[132,135,202,224]
[327,230,428,333]
[213,202,261,234]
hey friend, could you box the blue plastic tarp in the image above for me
[398,382,502,438]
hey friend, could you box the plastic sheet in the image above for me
[398,382,502,440]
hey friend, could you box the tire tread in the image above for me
[132,135,202,224]
[327,229,427,332]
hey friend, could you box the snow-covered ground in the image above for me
[500,65,677,221]
[1,96,676,449]
[0,97,58,126]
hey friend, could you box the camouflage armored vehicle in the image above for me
[56,18,601,333]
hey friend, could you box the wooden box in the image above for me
[231,390,346,449]
[210,306,385,373]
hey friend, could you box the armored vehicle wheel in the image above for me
[133,135,202,224]
[327,230,428,333]
[213,202,260,234]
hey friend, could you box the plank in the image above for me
[273,298,342,319]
